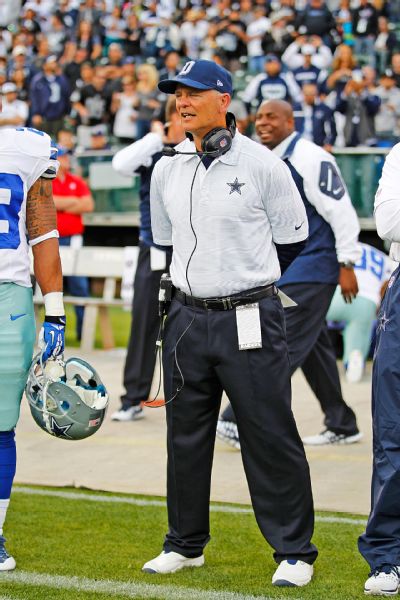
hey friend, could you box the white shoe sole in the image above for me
[111,412,144,422]
[272,578,311,587]
[303,432,363,446]
[0,556,16,571]
[142,555,204,574]
[364,588,399,596]
[341,432,363,444]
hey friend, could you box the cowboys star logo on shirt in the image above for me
[227,177,245,195]
[377,311,390,332]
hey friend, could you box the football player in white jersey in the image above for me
[327,243,395,383]
[0,126,65,570]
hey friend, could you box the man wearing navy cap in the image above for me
[142,59,318,586]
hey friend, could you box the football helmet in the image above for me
[25,354,109,440]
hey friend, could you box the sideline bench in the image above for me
[31,246,139,352]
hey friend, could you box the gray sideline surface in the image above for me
[16,347,372,515]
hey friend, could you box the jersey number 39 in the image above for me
[0,173,24,250]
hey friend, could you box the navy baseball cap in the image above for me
[158,59,233,95]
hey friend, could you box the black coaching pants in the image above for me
[121,244,171,407]
[162,293,318,563]
[223,283,358,436]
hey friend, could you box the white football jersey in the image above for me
[354,243,396,306]
[0,127,54,287]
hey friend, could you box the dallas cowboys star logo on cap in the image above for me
[227,177,245,195]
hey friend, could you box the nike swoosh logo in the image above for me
[295,222,304,231]
[10,313,27,321]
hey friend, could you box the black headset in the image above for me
[163,112,237,158]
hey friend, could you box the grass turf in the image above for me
[0,485,368,600]
[50,305,131,349]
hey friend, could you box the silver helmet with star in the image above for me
[25,354,109,440]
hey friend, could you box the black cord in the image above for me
[185,157,203,296]
[146,157,203,408]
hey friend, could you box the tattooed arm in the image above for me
[26,177,63,295]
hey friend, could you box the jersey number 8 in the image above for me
[0,173,24,250]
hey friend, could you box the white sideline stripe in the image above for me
[316,515,367,526]
[3,571,298,600]
[13,486,367,526]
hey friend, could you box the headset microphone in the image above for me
[162,147,217,157]
[162,115,236,159]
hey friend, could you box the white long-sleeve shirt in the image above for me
[273,132,360,264]
[281,41,333,71]
[112,132,164,176]
[375,142,400,261]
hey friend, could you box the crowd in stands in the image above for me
[1,0,400,151]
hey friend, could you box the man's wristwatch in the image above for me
[339,261,355,269]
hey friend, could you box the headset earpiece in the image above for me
[200,112,237,157]
[162,112,238,158]
[201,128,232,157]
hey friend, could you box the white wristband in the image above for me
[29,229,59,246]
[44,292,65,316]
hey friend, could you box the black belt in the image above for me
[174,284,277,311]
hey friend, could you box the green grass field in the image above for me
[0,485,368,600]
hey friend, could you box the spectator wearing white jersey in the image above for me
[282,35,333,71]
[246,5,271,73]
[0,82,28,130]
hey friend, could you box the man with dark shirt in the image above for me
[295,83,336,151]
[71,67,109,127]
[218,99,361,450]
[111,99,184,421]
[295,0,337,49]
[214,7,247,70]
[30,56,70,137]
[352,0,378,68]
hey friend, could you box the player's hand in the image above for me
[38,316,66,361]
[339,267,358,304]
[151,120,167,143]
[32,115,43,126]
